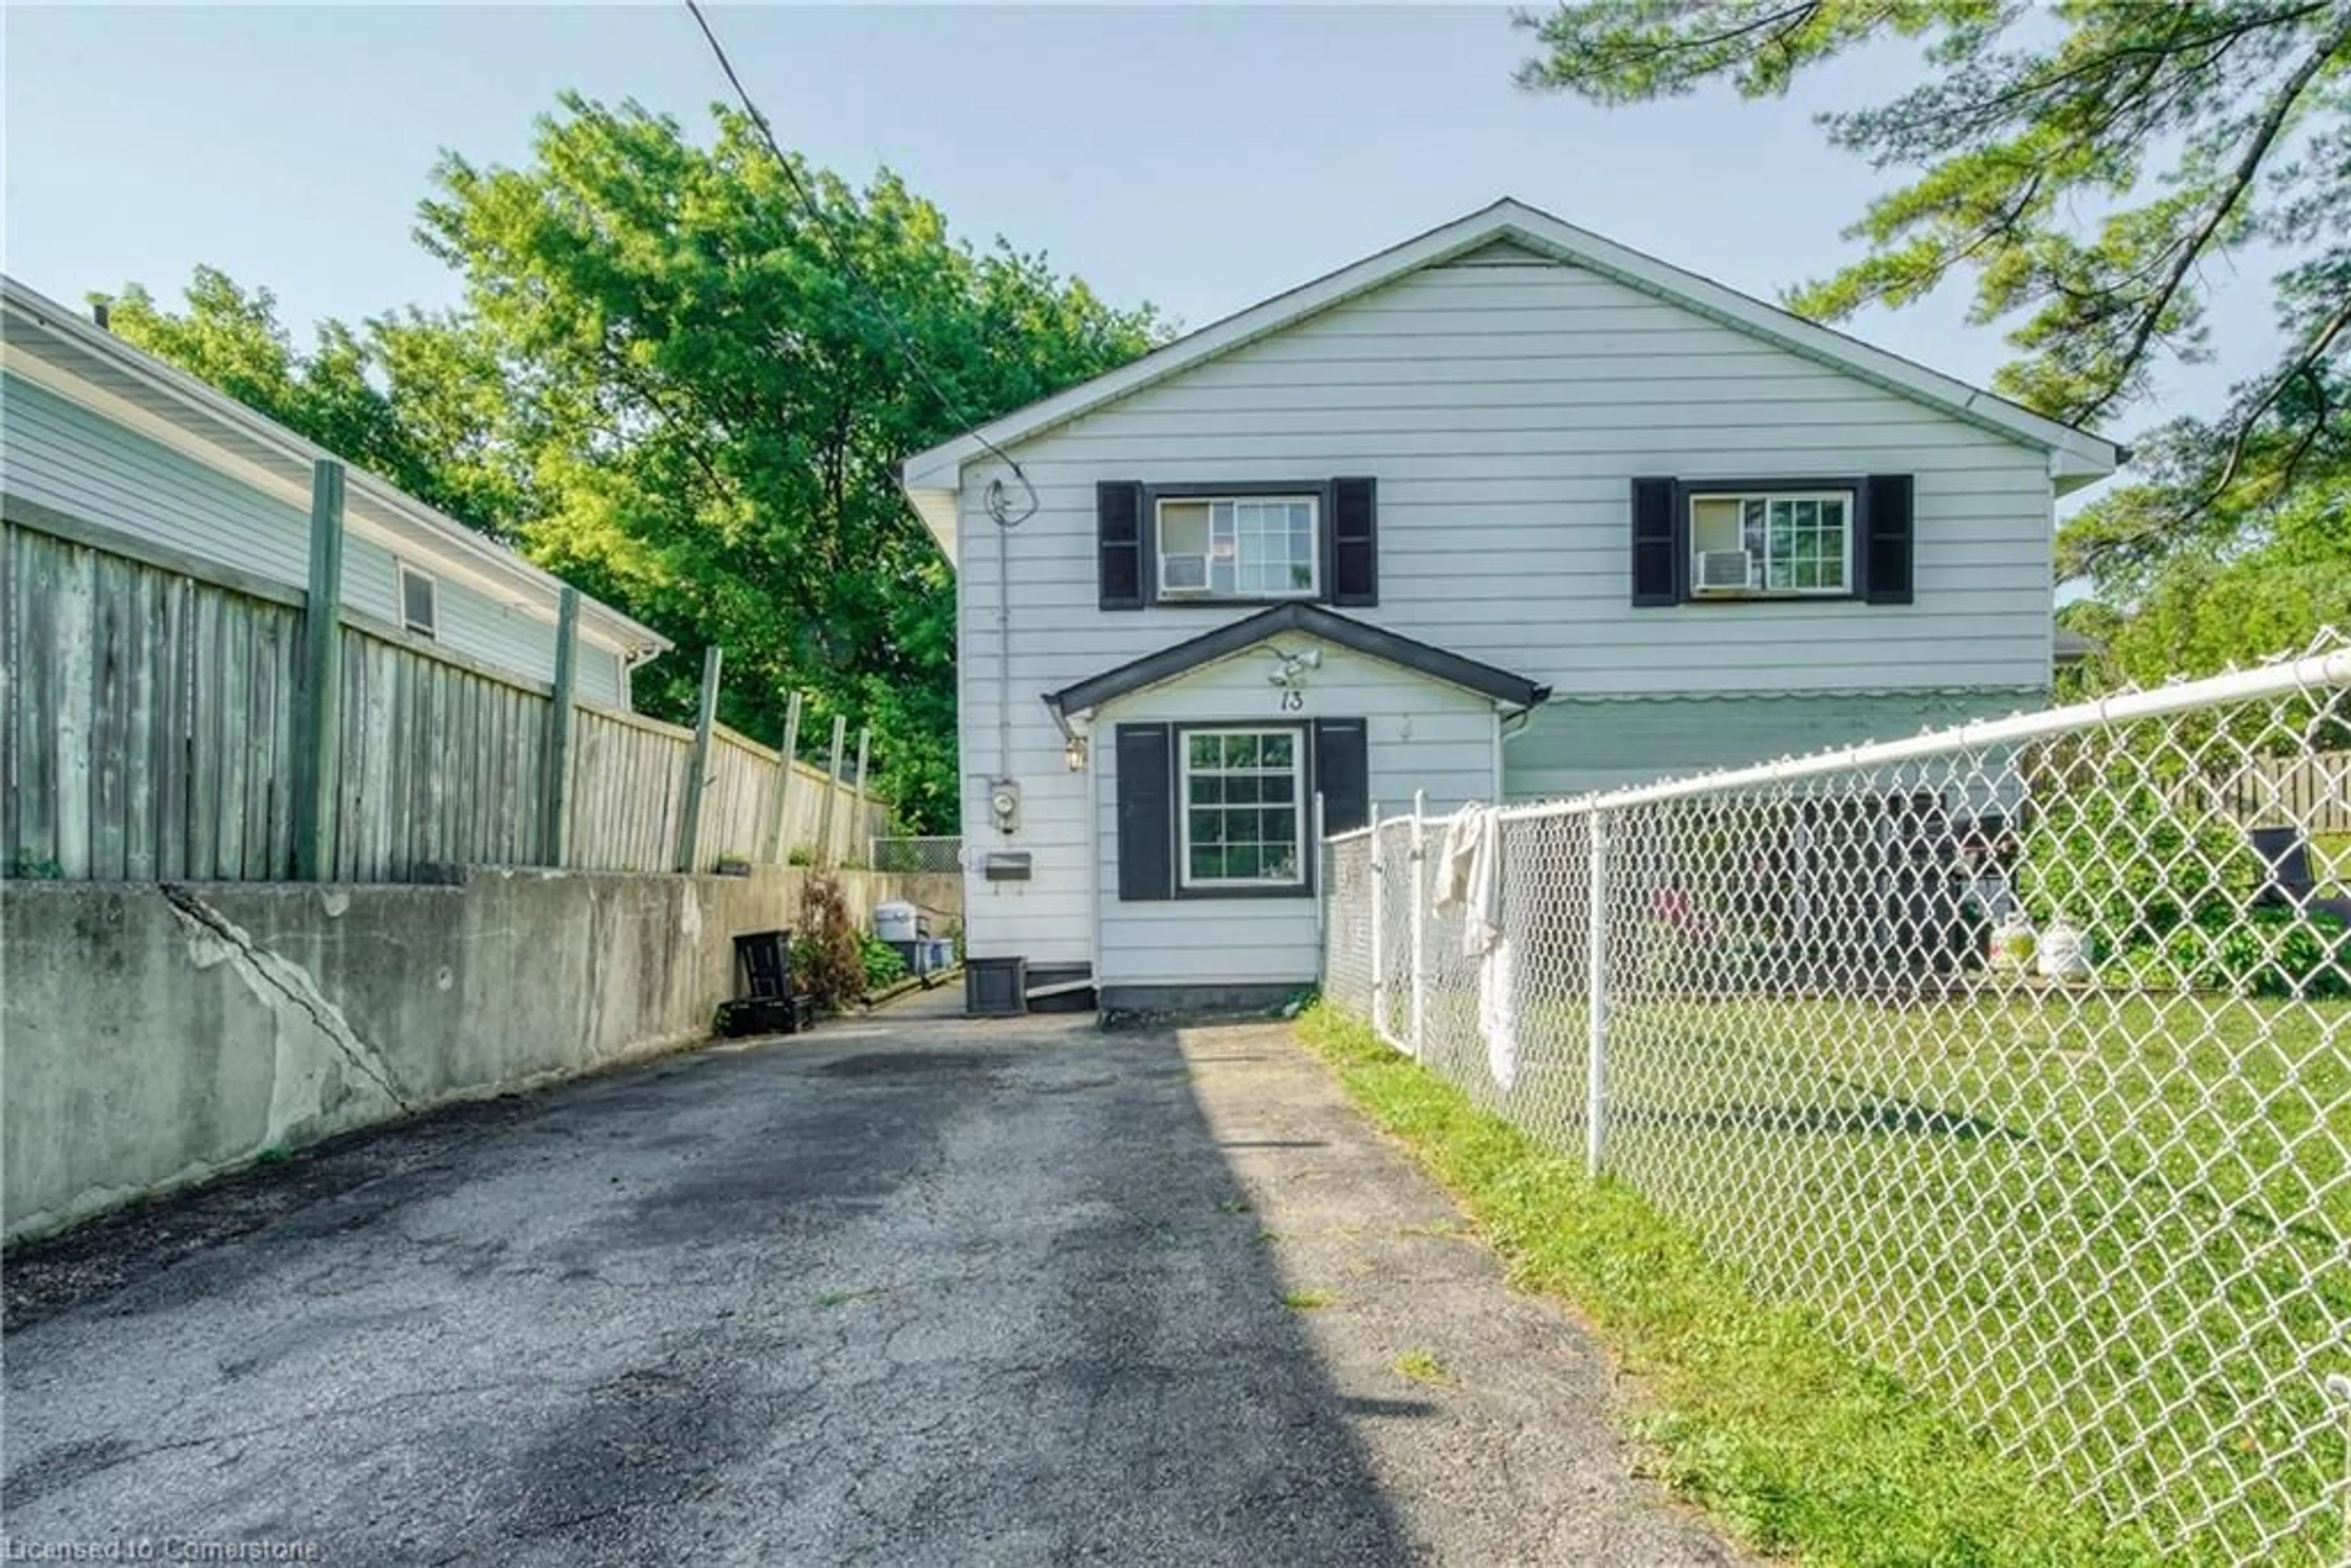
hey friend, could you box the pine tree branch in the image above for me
[2079,16,2351,422]
[2210,291,2351,501]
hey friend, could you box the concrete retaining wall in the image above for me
[1,866,963,1242]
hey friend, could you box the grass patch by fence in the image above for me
[1597,989,2345,1564]
[1294,999,2164,1567]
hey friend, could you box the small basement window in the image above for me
[397,563,439,639]
[1179,727,1305,890]
[1158,495,1318,600]
[1689,490,1853,596]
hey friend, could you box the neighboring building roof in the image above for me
[2053,625,2104,665]
[1044,602,1551,722]
[0,276,669,661]
[901,197,2126,558]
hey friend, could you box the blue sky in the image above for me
[3,4,2274,445]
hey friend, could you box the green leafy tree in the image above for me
[94,97,1160,830]
[1516,2,2351,664]
[96,271,522,540]
[416,95,1161,825]
[2058,475,2351,694]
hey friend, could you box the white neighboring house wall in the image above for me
[0,279,666,702]
[1089,638,1500,992]
[916,203,2118,986]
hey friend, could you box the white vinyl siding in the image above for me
[1504,689,2041,800]
[1087,638,1498,988]
[951,248,2057,975]
[2,370,628,707]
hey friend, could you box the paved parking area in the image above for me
[2,989,1742,1566]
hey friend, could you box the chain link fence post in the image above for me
[1409,791,1428,1061]
[1368,800,1386,1033]
[1586,805,1608,1176]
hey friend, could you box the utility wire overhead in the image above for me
[681,0,1038,527]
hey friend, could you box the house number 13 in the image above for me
[1279,689,1304,711]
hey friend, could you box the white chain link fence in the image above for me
[1321,632,2351,1564]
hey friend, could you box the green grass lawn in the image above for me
[1299,1000,2164,1567]
[1329,983,2350,1565]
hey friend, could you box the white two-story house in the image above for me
[899,200,2121,1015]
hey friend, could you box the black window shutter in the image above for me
[1863,474,1914,604]
[1115,724,1174,901]
[1328,477,1378,607]
[1313,719,1370,834]
[1098,481,1146,610]
[1630,476,1680,606]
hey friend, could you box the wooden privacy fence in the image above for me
[2204,751,2351,835]
[566,703,694,874]
[330,621,552,881]
[3,478,890,883]
[564,711,876,874]
[3,520,304,880]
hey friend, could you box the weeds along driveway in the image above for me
[2,989,1742,1567]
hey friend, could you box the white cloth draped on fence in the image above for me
[1432,801,1520,1089]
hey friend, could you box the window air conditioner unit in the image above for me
[1695,549,1754,593]
[1162,553,1210,593]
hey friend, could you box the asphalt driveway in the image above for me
[2,989,1742,1566]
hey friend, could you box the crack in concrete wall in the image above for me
[6,868,966,1242]
[159,883,416,1116]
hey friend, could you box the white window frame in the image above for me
[1176,726,1308,891]
[396,561,440,639]
[1687,489,1856,598]
[1155,493,1321,602]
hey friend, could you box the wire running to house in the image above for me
[680,0,1037,529]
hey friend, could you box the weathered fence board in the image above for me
[568,702,693,872]
[2211,751,2351,834]
[3,527,302,880]
[4,521,903,883]
[698,726,776,871]
[329,625,553,881]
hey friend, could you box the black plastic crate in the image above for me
[965,956,1026,1018]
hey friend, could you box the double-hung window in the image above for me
[1157,495,1319,600]
[1179,728,1304,890]
[1689,490,1854,596]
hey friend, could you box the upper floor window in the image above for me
[1158,495,1319,600]
[397,562,439,639]
[1689,490,1853,596]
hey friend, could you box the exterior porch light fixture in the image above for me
[1267,644,1322,689]
[1065,735,1089,771]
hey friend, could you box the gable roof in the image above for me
[902,198,2124,555]
[1,276,670,661]
[1044,602,1551,722]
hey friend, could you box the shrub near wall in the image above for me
[792,872,866,1011]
